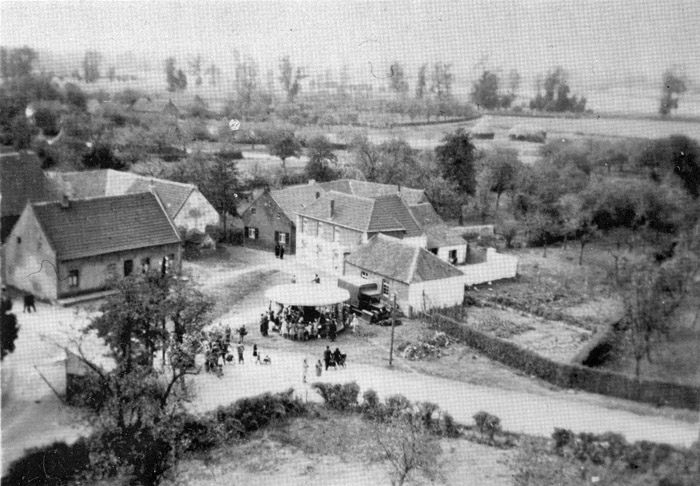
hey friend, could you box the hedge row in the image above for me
[429,314,700,410]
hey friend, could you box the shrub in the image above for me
[416,401,440,431]
[360,388,384,420]
[312,382,360,411]
[384,394,413,419]
[215,389,306,438]
[552,427,575,451]
[473,411,502,441]
[2,439,91,486]
[440,412,461,438]
[177,414,224,453]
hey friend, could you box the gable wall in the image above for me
[173,190,220,234]
[4,206,58,300]
[241,192,295,253]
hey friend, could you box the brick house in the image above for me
[343,234,465,314]
[297,191,427,274]
[4,192,181,302]
[47,170,220,238]
[240,184,324,254]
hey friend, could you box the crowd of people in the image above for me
[259,304,356,342]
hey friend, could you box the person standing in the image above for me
[237,342,245,364]
[274,243,280,258]
[253,344,258,363]
[329,319,337,342]
[312,274,320,284]
[302,358,309,383]
[323,346,332,371]
[349,313,357,334]
[279,245,285,260]
[315,360,323,377]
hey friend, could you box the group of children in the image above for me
[203,325,271,376]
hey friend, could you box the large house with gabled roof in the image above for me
[296,190,428,273]
[4,192,182,302]
[47,169,220,238]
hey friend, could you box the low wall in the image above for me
[429,314,700,410]
[460,249,518,286]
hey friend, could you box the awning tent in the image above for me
[264,284,350,307]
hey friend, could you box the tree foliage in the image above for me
[1,294,18,360]
[415,63,428,99]
[481,146,522,209]
[659,69,687,116]
[82,50,102,83]
[268,130,302,167]
[278,55,307,103]
[0,46,37,79]
[434,128,478,195]
[165,57,187,92]
[305,135,339,182]
[388,61,409,98]
[430,63,453,100]
[530,67,586,113]
[471,70,501,110]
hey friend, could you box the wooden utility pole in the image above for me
[389,294,396,367]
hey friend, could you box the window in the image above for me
[278,232,287,244]
[246,227,258,239]
[251,207,256,215]
[141,257,150,273]
[301,218,306,234]
[16,237,21,244]
[124,259,133,276]
[333,226,340,243]
[68,270,79,288]
[381,279,390,297]
[448,249,458,264]
[37,239,42,250]
[360,271,368,279]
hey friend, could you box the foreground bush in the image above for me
[312,382,360,411]
[2,439,91,486]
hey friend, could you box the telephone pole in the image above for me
[389,293,396,367]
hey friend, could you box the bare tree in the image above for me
[430,63,453,100]
[188,55,203,87]
[372,416,442,486]
[278,55,307,103]
[415,63,427,99]
[388,61,409,99]
[83,50,102,83]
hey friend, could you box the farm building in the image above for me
[408,202,468,265]
[343,234,466,314]
[47,170,220,239]
[4,193,182,303]
[240,184,325,255]
[131,98,180,117]
[297,191,427,273]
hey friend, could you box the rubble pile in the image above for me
[399,332,450,361]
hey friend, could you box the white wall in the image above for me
[408,275,466,313]
[436,244,467,265]
[174,190,220,233]
[461,248,518,286]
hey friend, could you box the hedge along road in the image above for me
[190,347,699,448]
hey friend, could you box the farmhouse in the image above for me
[47,170,220,238]
[343,234,465,314]
[296,191,427,273]
[240,184,325,254]
[4,192,182,303]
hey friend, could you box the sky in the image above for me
[1,0,699,94]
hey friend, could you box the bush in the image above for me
[360,388,384,420]
[384,394,413,418]
[312,382,360,412]
[2,439,91,486]
[473,411,502,441]
[440,412,461,438]
[177,414,224,453]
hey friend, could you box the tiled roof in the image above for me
[320,179,426,205]
[409,203,465,247]
[1,151,58,217]
[32,193,181,261]
[300,191,404,233]
[47,170,196,220]
[345,234,463,284]
[370,195,423,237]
[270,184,326,221]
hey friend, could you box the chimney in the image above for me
[397,184,401,194]
[329,199,335,218]
[148,178,156,194]
[60,193,71,209]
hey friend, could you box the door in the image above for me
[123,259,133,276]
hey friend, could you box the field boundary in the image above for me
[429,313,700,411]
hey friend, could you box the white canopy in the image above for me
[264,283,350,307]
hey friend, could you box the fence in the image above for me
[459,249,519,286]
[429,314,700,411]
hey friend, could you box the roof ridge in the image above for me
[407,244,421,282]
[327,190,374,202]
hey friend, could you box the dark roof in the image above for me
[31,193,181,260]
[409,203,465,247]
[320,179,426,205]
[370,195,423,237]
[47,170,196,220]
[345,234,463,284]
[1,151,58,217]
[270,184,326,221]
[300,191,403,233]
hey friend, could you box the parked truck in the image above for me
[337,276,397,326]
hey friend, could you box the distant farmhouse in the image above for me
[131,98,180,117]
[4,193,181,303]
[47,170,220,239]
